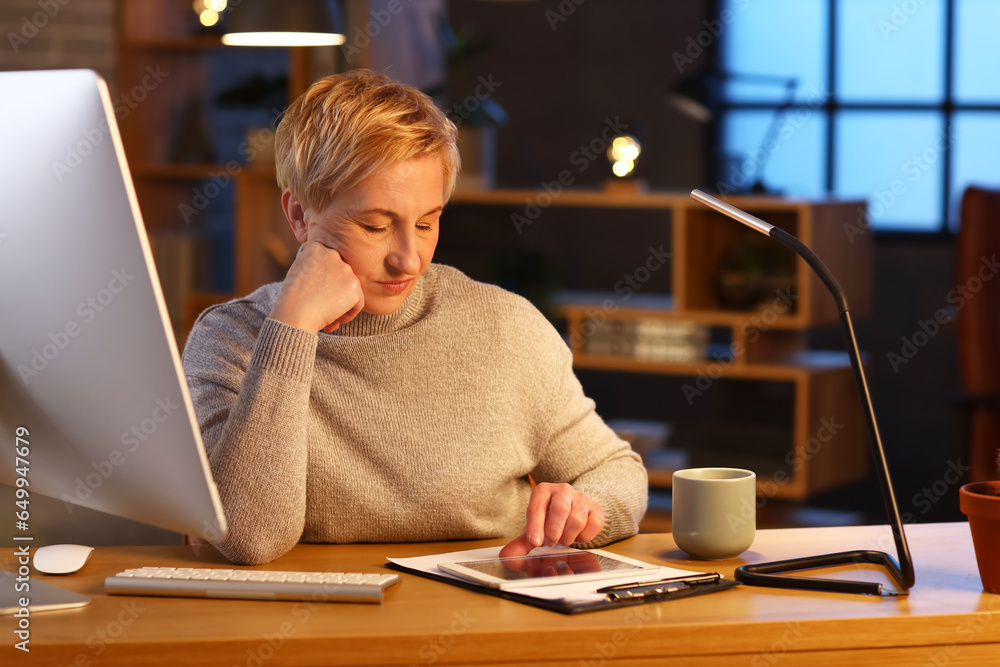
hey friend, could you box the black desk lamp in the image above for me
[690,189,915,596]
[670,72,798,194]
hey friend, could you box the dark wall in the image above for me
[837,238,964,524]
[446,1,967,524]
[447,0,709,190]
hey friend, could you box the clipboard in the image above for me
[385,547,739,615]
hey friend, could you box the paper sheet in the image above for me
[387,546,709,604]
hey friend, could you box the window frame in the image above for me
[713,0,1000,237]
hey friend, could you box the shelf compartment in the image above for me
[580,365,868,500]
[679,207,800,314]
[448,189,869,327]
[675,197,871,327]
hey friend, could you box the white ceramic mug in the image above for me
[672,467,756,560]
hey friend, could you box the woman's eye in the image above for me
[363,225,389,233]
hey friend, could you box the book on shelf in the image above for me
[582,317,709,363]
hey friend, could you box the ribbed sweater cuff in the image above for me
[569,483,637,549]
[249,318,318,381]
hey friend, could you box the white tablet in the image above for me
[438,549,659,589]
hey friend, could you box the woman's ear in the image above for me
[281,190,310,244]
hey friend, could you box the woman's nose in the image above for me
[387,228,421,274]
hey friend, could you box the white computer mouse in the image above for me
[33,544,94,575]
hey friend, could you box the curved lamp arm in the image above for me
[690,189,914,595]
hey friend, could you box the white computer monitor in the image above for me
[0,69,227,541]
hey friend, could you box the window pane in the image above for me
[721,106,827,197]
[834,112,944,231]
[720,0,828,103]
[951,113,1000,229]
[837,0,945,102]
[954,0,1000,102]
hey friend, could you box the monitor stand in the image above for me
[0,570,91,614]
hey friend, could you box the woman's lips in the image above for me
[376,279,413,293]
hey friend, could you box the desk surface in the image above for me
[7,522,1000,666]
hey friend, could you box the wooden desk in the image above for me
[10,523,1000,666]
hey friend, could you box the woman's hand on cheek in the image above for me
[499,483,605,558]
[269,242,365,333]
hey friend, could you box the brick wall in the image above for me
[0,0,116,90]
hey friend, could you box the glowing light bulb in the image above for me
[612,160,634,177]
[607,135,640,178]
[200,9,220,26]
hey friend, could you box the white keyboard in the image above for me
[105,567,401,604]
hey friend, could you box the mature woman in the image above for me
[182,70,647,566]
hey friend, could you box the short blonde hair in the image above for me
[275,69,460,212]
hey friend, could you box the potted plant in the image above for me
[715,240,796,311]
[960,456,1000,593]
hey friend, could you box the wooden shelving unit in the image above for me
[447,189,873,501]
[116,0,331,341]
[116,2,872,503]
[177,174,874,501]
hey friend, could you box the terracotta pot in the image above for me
[959,481,1000,593]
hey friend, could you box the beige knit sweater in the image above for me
[182,264,647,565]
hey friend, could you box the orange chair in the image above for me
[956,186,1000,482]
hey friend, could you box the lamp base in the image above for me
[602,178,648,195]
[735,549,910,596]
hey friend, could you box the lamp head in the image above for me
[667,74,717,123]
[690,189,773,235]
[222,0,346,47]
